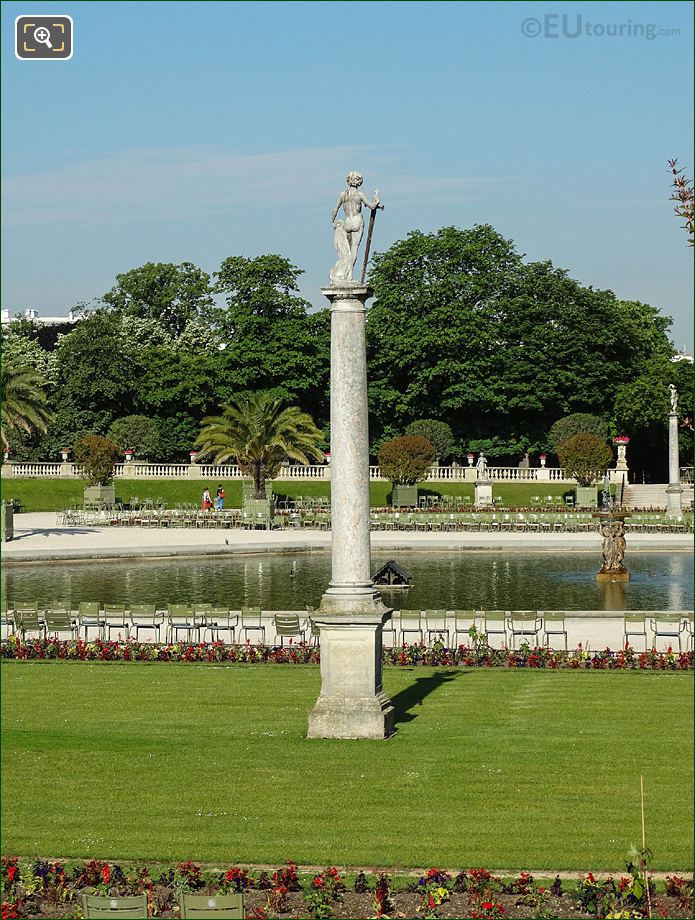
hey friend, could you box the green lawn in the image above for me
[1,663,692,870]
[2,478,575,512]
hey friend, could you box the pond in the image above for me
[3,551,692,611]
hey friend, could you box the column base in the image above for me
[666,483,683,517]
[474,481,493,507]
[307,609,395,740]
[308,689,395,740]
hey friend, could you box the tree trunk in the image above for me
[254,463,265,499]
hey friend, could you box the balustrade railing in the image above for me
[1,461,595,484]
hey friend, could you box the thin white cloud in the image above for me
[2,146,512,228]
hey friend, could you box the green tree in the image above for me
[73,435,120,486]
[102,261,214,336]
[405,419,454,460]
[367,225,677,461]
[548,414,609,452]
[51,311,139,447]
[195,391,325,498]
[378,435,436,485]
[213,255,330,424]
[108,415,161,458]
[557,434,613,487]
[613,358,693,477]
[1,361,52,451]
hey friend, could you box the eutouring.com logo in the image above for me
[521,15,680,40]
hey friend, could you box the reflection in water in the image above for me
[598,580,627,611]
[2,552,692,612]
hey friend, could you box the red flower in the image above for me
[482,902,493,910]
[6,866,17,882]
[100,864,110,885]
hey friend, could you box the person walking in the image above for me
[202,487,213,511]
[216,484,225,511]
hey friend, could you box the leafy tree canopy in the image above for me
[367,225,676,459]
[102,261,214,336]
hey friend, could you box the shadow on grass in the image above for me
[390,669,465,727]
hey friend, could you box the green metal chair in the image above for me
[167,604,196,643]
[451,609,476,648]
[103,603,129,641]
[205,608,238,643]
[129,604,164,642]
[398,609,424,645]
[424,609,449,645]
[274,613,306,645]
[507,610,542,649]
[649,613,688,652]
[481,610,508,648]
[44,604,77,639]
[240,606,265,642]
[540,611,568,650]
[13,602,45,639]
[179,892,244,919]
[1,597,14,636]
[81,894,149,919]
[624,613,648,650]
[78,601,104,641]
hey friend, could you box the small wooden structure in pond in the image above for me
[372,559,412,588]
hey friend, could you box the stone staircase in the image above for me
[623,483,694,509]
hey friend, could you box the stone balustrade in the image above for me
[0,460,626,485]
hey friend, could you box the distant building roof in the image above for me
[2,308,82,326]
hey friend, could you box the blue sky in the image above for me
[2,0,693,347]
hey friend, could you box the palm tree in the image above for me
[196,391,325,498]
[1,361,52,451]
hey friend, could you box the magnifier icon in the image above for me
[33,26,53,49]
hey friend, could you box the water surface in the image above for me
[3,551,691,611]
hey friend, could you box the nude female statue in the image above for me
[329,171,382,284]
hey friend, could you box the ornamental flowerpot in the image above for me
[575,485,598,508]
[391,484,418,507]
[84,484,116,507]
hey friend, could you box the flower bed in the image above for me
[1,858,692,919]
[1,636,692,670]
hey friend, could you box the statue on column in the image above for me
[599,520,627,573]
[669,384,678,413]
[330,172,383,285]
[476,452,489,480]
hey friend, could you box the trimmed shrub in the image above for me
[378,435,435,485]
[108,415,161,459]
[548,414,608,452]
[73,435,120,486]
[557,434,613,487]
[405,419,454,460]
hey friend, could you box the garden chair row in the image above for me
[623,611,694,652]
[6,602,312,646]
[82,891,243,918]
[392,609,569,649]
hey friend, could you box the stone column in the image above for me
[666,411,682,516]
[307,285,394,740]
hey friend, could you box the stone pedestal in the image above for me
[667,412,682,516]
[307,285,394,740]
[474,480,493,507]
[307,613,394,739]
[536,468,550,482]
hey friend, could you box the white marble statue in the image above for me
[476,452,489,480]
[669,384,678,413]
[330,172,382,285]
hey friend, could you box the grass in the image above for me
[2,478,577,513]
[1,662,692,870]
